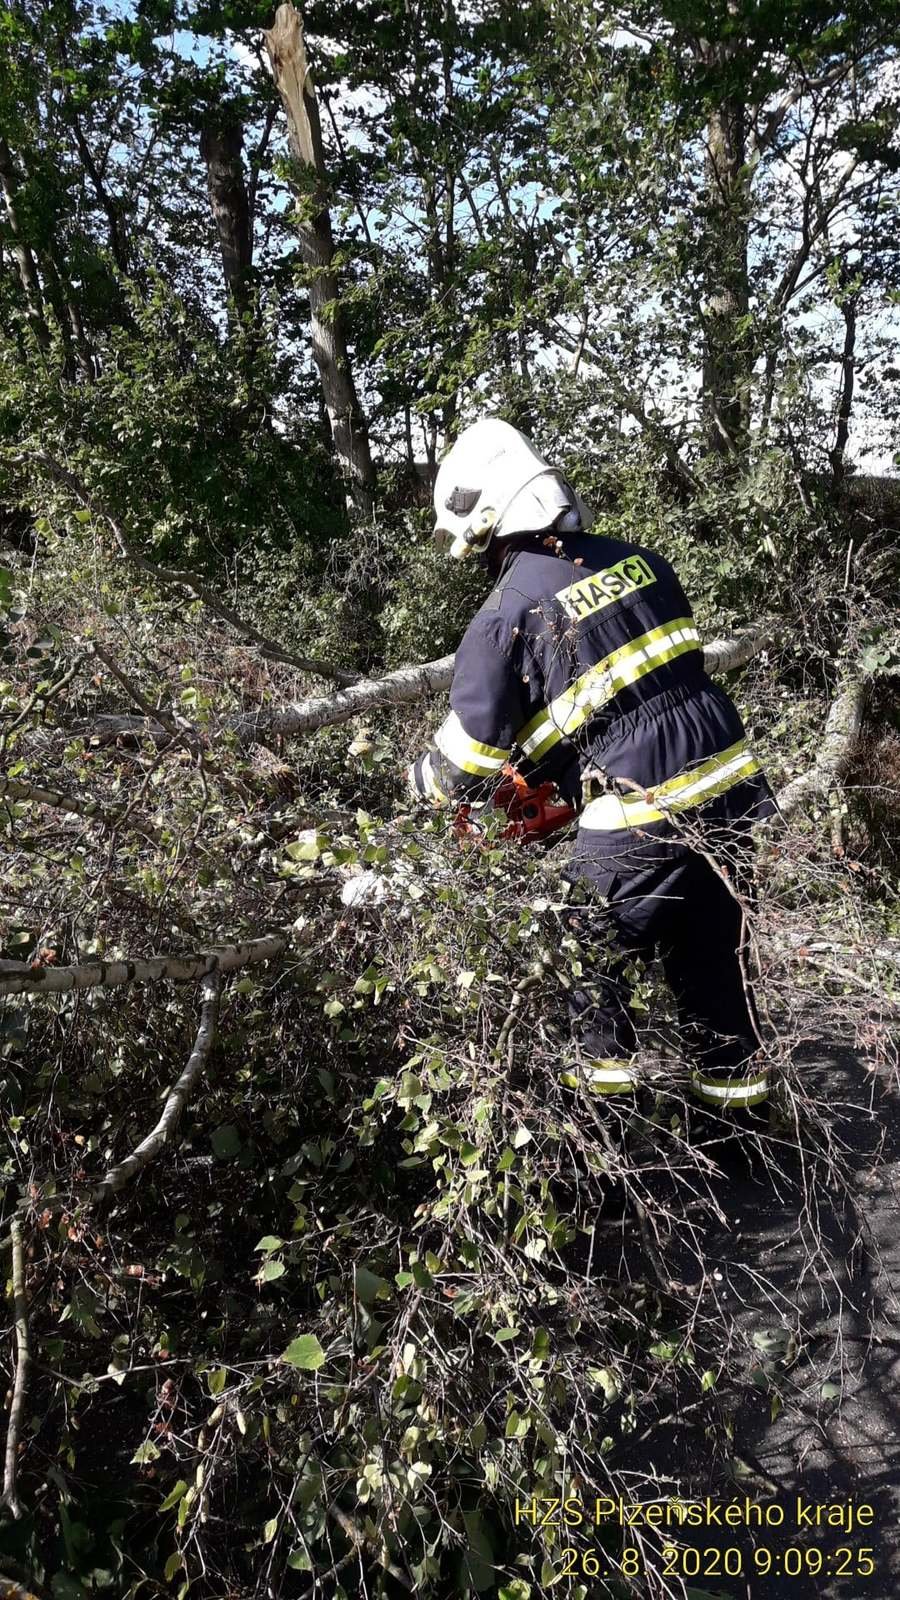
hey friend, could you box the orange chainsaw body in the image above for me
[454,763,576,845]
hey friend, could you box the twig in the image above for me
[326,1505,413,1591]
[495,967,547,1060]
[1,1221,30,1520]
[88,642,202,752]
[91,974,221,1200]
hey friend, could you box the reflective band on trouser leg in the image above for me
[434,711,509,777]
[690,1070,769,1108]
[516,618,701,763]
[419,752,449,805]
[560,1058,638,1095]
[580,738,761,832]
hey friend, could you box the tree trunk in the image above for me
[199,119,253,319]
[0,136,51,352]
[263,2,376,518]
[702,89,751,456]
[829,280,858,487]
[695,13,752,460]
[69,109,130,274]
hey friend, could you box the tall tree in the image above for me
[264,1,376,517]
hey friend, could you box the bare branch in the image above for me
[92,974,221,1200]
[702,620,778,674]
[243,653,456,738]
[748,63,848,158]
[89,642,202,751]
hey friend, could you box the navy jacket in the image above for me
[410,530,775,860]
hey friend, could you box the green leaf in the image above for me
[281,1333,326,1371]
[649,1339,679,1360]
[462,1508,496,1593]
[255,1235,284,1254]
[285,837,321,861]
[210,1123,241,1160]
[354,1264,390,1303]
[512,1125,532,1148]
[207,1367,227,1396]
[160,1479,190,1513]
[260,1258,286,1282]
[131,1439,161,1464]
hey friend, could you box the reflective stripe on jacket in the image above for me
[410,529,776,858]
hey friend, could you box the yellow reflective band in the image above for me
[690,1071,769,1107]
[580,739,760,831]
[516,618,700,762]
[434,711,509,777]
[420,752,449,806]
[560,1058,637,1094]
[556,554,657,623]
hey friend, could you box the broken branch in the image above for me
[92,974,222,1200]
[1,1221,30,1520]
[0,932,287,996]
[239,623,774,740]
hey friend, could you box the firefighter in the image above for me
[407,417,777,1147]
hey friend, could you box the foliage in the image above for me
[0,0,898,1595]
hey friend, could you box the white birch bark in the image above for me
[92,974,221,1200]
[0,933,287,996]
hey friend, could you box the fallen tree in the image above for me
[238,621,778,740]
[775,667,870,822]
[0,933,287,996]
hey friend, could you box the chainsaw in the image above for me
[454,763,577,845]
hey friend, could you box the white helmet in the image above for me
[432,417,592,560]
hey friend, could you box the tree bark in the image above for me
[701,87,751,456]
[0,933,287,997]
[0,137,50,352]
[263,2,376,517]
[199,119,253,318]
[237,624,773,740]
[92,974,221,1200]
[829,281,858,488]
[1,1221,29,1521]
[774,670,868,823]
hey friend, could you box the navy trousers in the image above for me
[563,836,766,1109]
